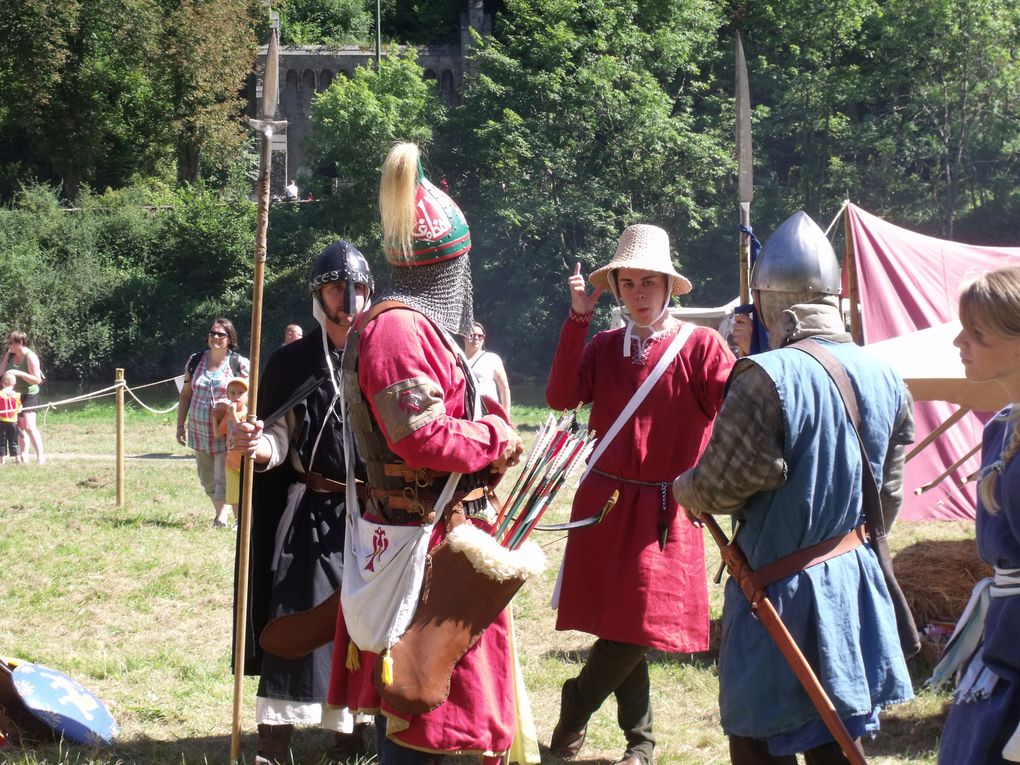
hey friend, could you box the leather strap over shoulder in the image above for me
[353,299,413,332]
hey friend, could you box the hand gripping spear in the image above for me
[230,23,286,764]
[695,513,867,764]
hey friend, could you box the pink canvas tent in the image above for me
[843,203,1020,520]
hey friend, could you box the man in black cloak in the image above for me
[236,241,374,764]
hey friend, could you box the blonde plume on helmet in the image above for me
[379,142,420,263]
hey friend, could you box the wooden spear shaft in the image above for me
[230,22,282,760]
[698,513,867,765]
[230,122,272,764]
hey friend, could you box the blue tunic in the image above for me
[718,340,913,754]
[939,407,1020,765]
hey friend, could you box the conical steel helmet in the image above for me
[751,211,841,295]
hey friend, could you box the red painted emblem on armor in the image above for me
[398,388,425,414]
[413,184,453,240]
[365,527,389,572]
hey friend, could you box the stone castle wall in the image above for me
[252,2,490,192]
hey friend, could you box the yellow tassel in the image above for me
[381,650,394,686]
[346,640,360,672]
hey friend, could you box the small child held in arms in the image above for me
[0,371,21,464]
[214,376,248,522]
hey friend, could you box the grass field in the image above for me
[0,395,968,764]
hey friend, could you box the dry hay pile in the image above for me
[894,538,992,627]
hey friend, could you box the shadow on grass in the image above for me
[10,729,379,765]
[130,453,194,460]
[97,516,191,530]
[864,700,945,759]
[543,644,717,670]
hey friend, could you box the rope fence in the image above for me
[20,375,183,415]
[13,370,190,508]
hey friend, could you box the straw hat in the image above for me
[589,224,693,296]
[227,376,249,392]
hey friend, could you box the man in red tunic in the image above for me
[547,225,735,765]
[327,142,525,765]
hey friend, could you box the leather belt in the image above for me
[299,471,368,499]
[383,463,445,485]
[370,485,488,515]
[745,524,869,593]
[591,467,670,487]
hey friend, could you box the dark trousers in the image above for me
[0,421,17,457]
[376,715,445,765]
[729,734,864,765]
[559,638,654,764]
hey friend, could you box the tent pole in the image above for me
[914,442,982,495]
[843,202,864,345]
[905,407,970,463]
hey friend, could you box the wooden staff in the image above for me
[915,442,982,494]
[905,406,969,463]
[231,23,286,764]
[697,513,867,765]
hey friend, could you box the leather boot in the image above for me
[332,722,371,762]
[255,723,294,765]
[549,721,586,759]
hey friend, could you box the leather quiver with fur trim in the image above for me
[374,524,544,715]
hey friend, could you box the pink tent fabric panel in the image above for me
[845,203,1020,521]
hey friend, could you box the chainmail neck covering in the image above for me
[380,254,475,337]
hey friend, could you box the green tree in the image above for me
[731,0,884,226]
[158,0,265,184]
[858,0,1020,235]
[279,0,372,45]
[304,49,446,239]
[442,0,730,377]
[0,0,169,200]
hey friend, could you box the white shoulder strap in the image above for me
[579,322,697,484]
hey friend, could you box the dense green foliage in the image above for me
[0,0,264,199]
[0,182,256,379]
[0,0,1018,383]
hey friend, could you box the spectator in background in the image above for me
[285,180,299,201]
[0,330,45,465]
[464,320,512,411]
[0,371,20,464]
[176,317,250,527]
[214,376,249,516]
[283,324,303,345]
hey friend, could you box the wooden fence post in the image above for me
[116,368,125,507]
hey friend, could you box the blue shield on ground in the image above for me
[10,662,118,745]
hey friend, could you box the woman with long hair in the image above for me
[937,265,1020,764]
[0,330,45,464]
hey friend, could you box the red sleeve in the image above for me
[689,327,736,420]
[358,309,510,473]
[546,312,597,410]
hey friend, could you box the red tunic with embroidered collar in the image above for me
[547,312,734,651]
[328,307,517,760]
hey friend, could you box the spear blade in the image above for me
[260,26,280,120]
[736,30,753,304]
[736,30,753,207]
